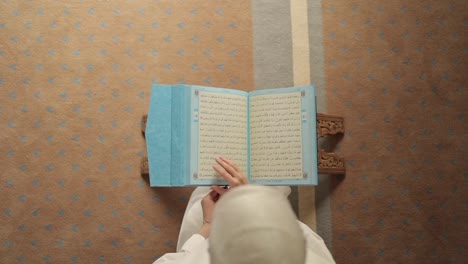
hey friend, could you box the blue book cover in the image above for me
[146,84,318,186]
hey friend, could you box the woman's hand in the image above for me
[199,157,248,238]
[201,190,219,223]
[212,157,249,188]
[199,190,219,238]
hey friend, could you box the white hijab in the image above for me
[209,185,306,264]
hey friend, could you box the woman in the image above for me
[153,157,335,264]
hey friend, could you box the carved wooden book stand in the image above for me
[141,115,149,175]
[316,113,346,174]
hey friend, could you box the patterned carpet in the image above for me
[0,1,249,263]
[323,1,467,263]
[1,0,466,263]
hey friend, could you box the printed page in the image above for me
[198,91,248,179]
[249,92,303,179]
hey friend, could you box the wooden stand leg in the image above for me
[317,149,345,174]
[141,115,149,177]
[141,115,148,135]
[316,113,345,137]
[141,157,149,176]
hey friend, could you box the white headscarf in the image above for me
[209,185,306,264]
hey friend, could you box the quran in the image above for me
[146,84,318,186]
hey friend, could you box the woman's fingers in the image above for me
[210,185,229,196]
[213,157,249,186]
[215,157,239,178]
[219,157,241,173]
[209,190,219,199]
[219,157,248,184]
[239,174,248,184]
[213,164,238,186]
[209,190,220,202]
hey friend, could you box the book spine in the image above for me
[171,85,189,186]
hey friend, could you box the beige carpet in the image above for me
[1,1,466,263]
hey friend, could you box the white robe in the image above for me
[153,187,335,264]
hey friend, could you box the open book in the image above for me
[146,84,318,186]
